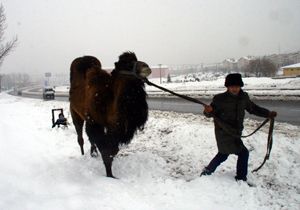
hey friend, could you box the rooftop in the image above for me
[281,63,300,69]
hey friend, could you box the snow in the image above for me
[54,85,69,92]
[0,93,299,210]
[147,75,300,90]
[281,63,300,69]
[51,76,300,93]
[146,76,300,100]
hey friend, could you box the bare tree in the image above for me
[0,4,17,92]
[1,73,32,91]
[0,4,17,67]
[245,58,277,77]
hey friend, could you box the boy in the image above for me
[202,73,277,182]
[52,113,68,128]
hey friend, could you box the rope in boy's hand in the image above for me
[269,111,277,119]
[204,105,213,113]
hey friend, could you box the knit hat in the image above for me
[225,73,244,87]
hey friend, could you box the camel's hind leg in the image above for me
[70,108,85,155]
[90,144,98,157]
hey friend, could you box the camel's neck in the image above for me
[107,75,147,126]
[106,75,148,144]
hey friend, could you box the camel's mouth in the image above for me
[139,67,152,78]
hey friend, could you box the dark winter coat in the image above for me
[204,90,270,154]
[52,118,67,128]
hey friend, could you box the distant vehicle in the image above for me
[43,87,55,99]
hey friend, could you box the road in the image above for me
[147,97,300,126]
[16,90,300,126]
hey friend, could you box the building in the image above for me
[148,65,169,78]
[266,51,300,68]
[237,56,254,70]
[222,58,238,71]
[281,63,300,76]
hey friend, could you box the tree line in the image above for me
[243,58,277,77]
[1,73,32,90]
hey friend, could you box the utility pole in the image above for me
[0,74,2,92]
[158,64,162,84]
[278,43,281,68]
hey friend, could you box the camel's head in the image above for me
[113,51,152,79]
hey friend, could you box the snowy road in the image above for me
[18,90,300,125]
[0,93,299,210]
[148,98,300,126]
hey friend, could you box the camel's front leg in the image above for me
[98,144,119,178]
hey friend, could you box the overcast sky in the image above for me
[1,0,300,74]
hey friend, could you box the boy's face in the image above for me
[227,86,241,95]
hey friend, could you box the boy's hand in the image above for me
[269,111,277,118]
[204,105,213,113]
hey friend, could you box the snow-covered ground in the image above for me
[146,76,300,100]
[149,75,300,91]
[0,93,299,210]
